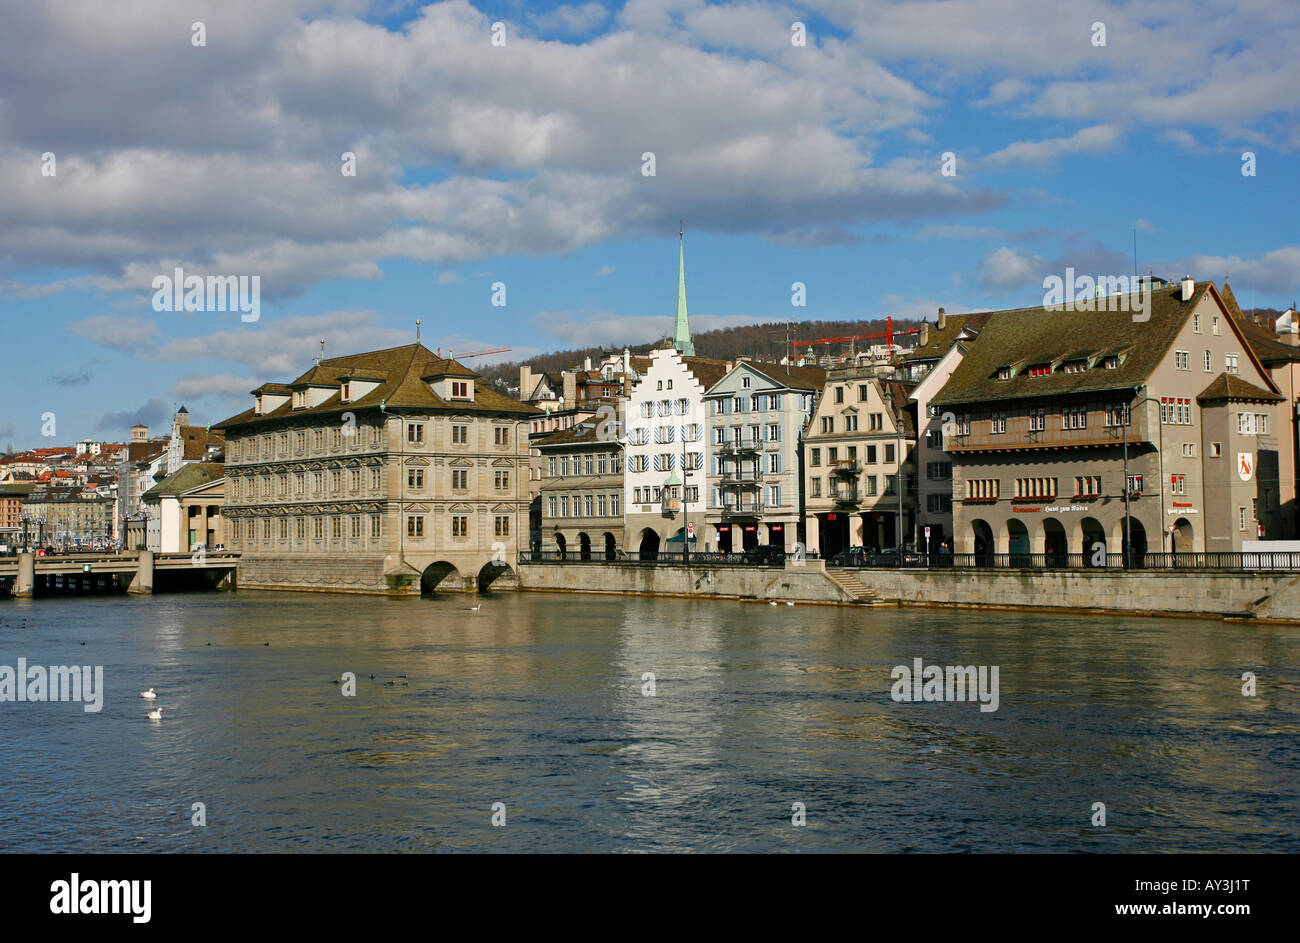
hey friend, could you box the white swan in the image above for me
[147,708,163,720]
[140,688,156,699]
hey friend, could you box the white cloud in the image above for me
[596,265,615,276]
[172,373,261,399]
[976,246,1044,292]
[533,310,766,348]
[68,315,161,351]
[983,125,1120,167]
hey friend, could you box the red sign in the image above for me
[1012,507,1038,513]
[771,525,783,531]
[743,526,756,531]
[828,514,837,520]
[717,525,730,531]
[1172,502,1192,508]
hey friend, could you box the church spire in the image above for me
[673,221,695,356]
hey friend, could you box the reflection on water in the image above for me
[0,590,1297,852]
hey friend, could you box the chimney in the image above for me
[562,371,578,407]
[519,365,533,401]
[937,306,947,330]
[583,356,592,372]
[1181,276,1195,302]
[622,347,630,376]
[919,322,930,346]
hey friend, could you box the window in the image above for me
[653,453,674,472]
[640,402,653,419]
[1182,442,1196,457]
[1075,475,1102,497]
[495,470,510,490]
[451,381,469,398]
[1210,442,1222,457]
[991,413,1006,434]
[768,453,781,474]
[332,517,342,538]
[965,479,999,500]
[866,445,877,464]
[733,397,746,413]
[351,516,361,538]
[1028,363,1051,377]
[955,414,971,435]
[1213,316,1220,335]
[452,469,468,489]
[1126,475,1143,494]
[811,448,821,467]
[869,413,883,431]
[844,414,859,432]
[1225,353,1239,374]
[683,423,702,442]
[1160,397,1191,425]
[865,475,878,496]
[407,423,424,445]
[371,515,381,538]
[1193,313,1201,333]
[997,366,1011,380]
[858,384,869,401]
[1170,474,1186,495]
[821,417,834,434]
[452,516,468,537]
[811,478,821,498]
[1104,404,1130,427]
[1064,359,1087,374]
[885,443,896,464]
[926,430,942,448]
[1175,350,1190,371]
[1014,477,1057,499]
[927,494,953,513]
[676,398,689,415]
[1204,350,1213,372]
[654,425,675,444]
[1240,507,1248,530]
[495,516,510,537]
[927,462,952,480]
[548,496,557,518]
[1062,405,1087,430]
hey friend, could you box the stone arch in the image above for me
[1042,517,1068,566]
[638,528,660,561]
[1172,516,1194,555]
[971,518,994,564]
[420,561,461,595]
[1006,518,1030,565]
[554,532,567,559]
[1080,516,1107,567]
[603,532,617,560]
[478,561,516,592]
[1119,518,1148,568]
[578,532,592,561]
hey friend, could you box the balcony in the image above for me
[832,486,859,506]
[718,440,761,455]
[830,459,859,477]
[720,503,765,521]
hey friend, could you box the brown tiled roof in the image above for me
[899,313,992,364]
[1220,284,1300,365]
[214,343,540,430]
[741,362,827,390]
[142,462,225,499]
[179,426,225,460]
[883,380,919,436]
[680,356,732,390]
[534,421,617,449]
[1197,373,1283,403]
[932,282,1274,406]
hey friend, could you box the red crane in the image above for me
[791,316,920,353]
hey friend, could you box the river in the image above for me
[1,589,1297,852]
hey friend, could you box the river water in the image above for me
[1,589,1297,853]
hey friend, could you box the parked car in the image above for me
[830,546,874,567]
[866,547,925,566]
[743,544,786,565]
[213,543,226,552]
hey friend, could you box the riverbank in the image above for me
[518,561,1300,622]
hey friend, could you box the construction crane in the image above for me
[791,316,921,357]
[436,346,511,360]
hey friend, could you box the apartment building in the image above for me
[932,279,1285,560]
[702,360,824,552]
[802,372,918,557]
[215,342,538,594]
[534,419,624,558]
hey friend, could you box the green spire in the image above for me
[673,222,694,356]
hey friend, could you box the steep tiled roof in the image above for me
[214,343,540,430]
[883,380,918,436]
[932,282,1266,406]
[899,313,992,364]
[680,355,732,391]
[741,362,827,390]
[534,421,615,449]
[1197,373,1282,403]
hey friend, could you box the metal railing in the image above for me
[827,551,1300,571]
[519,550,795,567]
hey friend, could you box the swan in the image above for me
[786,601,794,606]
[140,688,156,699]
[769,601,778,606]
[466,605,481,611]
[147,708,163,720]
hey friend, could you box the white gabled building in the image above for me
[623,346,731,559]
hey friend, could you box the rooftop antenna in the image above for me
[1132,227,1138,285]
[416,319,421,345]
[317,338,326,365]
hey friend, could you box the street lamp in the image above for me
[1121,392,1166,568]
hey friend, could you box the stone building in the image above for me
[702,360,823,552]
[215,343,539,594]
[534,419,624,559]
[802,372,918,557]
[932,279,1286,561]
[140,462,225,553]
[21,486,115,549]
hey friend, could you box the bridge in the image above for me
[0,551,239,597]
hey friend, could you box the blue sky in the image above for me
[1,0,1297,449]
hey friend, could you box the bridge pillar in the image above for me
[13,552,34,597]
[127,550,154,595]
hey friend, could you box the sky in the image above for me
[0,0,1297,450]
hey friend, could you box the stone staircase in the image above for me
[824,567,883,603]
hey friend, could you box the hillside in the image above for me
[477,317,925,390]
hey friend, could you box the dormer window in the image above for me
[1028,364,1051,377]
[340,382,351,403]
[451,380,469,399]
[997,366,1011,380]
[1103,356,1118,370]
[1063,359,1087,374]
[292,391,306,409]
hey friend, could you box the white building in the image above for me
[623,345,729,558]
